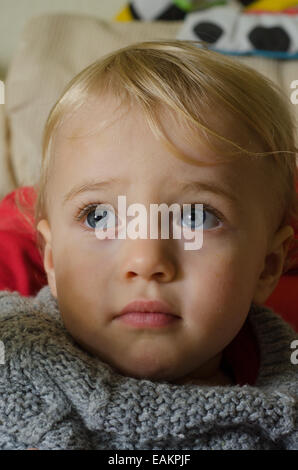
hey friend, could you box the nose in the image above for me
[120,238,177,283]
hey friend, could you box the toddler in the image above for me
[0,40,298,450]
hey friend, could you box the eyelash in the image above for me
[74,202,103,232]
[74,200,226,231]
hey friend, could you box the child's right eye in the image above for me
[75,203,118,231]
[87,206,116,230]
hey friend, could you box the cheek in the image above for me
[183,239,262,321]
[53,244,112,338]
[53,231,116,296]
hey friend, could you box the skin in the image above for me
[37,93,294,386]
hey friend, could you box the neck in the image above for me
[170,352,235,386]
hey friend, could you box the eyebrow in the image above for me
[177,180,239,204]
[63,177,238,205]
[63,177,124,205]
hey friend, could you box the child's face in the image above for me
[37,93,291,384]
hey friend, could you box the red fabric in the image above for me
[223,319,260,386]
[0,185,297,385]
[0,187,47,296]
[265,273,298,332]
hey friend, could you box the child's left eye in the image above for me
[179,204,223,231]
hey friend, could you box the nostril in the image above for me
[155,272,165,278]
[126,271,138,279]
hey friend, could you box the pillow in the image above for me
[114,1,190,21]
[177,5,298,58]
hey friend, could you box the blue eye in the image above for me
[181,204,221,230]
[89,206,117,230]
[76,204,117,231]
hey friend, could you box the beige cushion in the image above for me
[0,103,16,199]
[3,13,298,197]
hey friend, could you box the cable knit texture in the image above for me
[0,285,297,450]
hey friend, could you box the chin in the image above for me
[111,356,177,382]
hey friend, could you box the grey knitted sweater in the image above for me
[0,285,297,450]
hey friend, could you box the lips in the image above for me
[116,299,179,328]
[119,299,176,316]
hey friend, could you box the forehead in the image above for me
[53,92,264,170]
[49,93,273,213]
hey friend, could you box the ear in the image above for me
[36,219,57,299]
[252,224,294,306]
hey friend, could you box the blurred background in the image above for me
[0,0,124,79]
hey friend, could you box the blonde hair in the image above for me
[23,40,298,271]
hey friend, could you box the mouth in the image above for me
[115,299,180,328]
